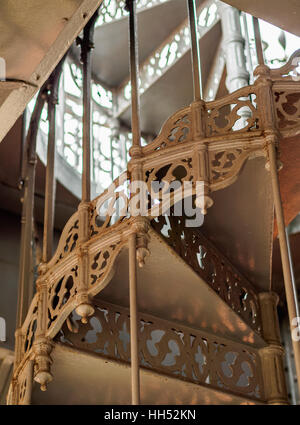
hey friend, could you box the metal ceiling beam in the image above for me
[114,0,220,118]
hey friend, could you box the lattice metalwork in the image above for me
[28,56,129,192]
[56,299,264,401]
[240,13,300,82]
[152,212,261,333]
[28,56,151,193]
[96,0,172,26]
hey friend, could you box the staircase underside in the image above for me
[202,156,274,293]
[92,0,194,87]
[98,228,265,346]
[222,0,300,37]
[120,22,222,135]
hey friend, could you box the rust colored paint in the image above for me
[274,134,300,237]
[272,233,300,295]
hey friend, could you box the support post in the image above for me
[187,0,213,214]
[33,59,65,393]
[75,10,99,323]
[33,275,53,392]
[77,10,99,203]
[16,89,46,344]
[42,59,65,263]
[187,0,202,100]
[126,0,142,163]
[258,292,288,404]
[125,0,150,404]
[253,18,300,399]
[128,233,140,405]
[42,94,56,262]
[267,138,300,397]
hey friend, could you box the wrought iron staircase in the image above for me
[6,0,300,406]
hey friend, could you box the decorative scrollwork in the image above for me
[58,219,79,262]
[47,266,78,331]
[23,296,39,356]
[143,108,192,154]
[274,90,300,133]
[89,244,119,287]
[210,149,243,183]
[208,147,262,190]
[18,376,27,404]
[215,345,258,395]
[151,213,261,333]
[90,172,130,237]
[18,366,30,405]
[270,49,300,80]
[47,213,79,267]
[206,88,259,136]
[57,299,263,400]
[145,158,193,202]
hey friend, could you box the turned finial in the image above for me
[75,303,94,324]
[132,216,150,267]
[75,293,94,324]
[33,337,53,391]
[195,194,214,215]
[35,370,53,391]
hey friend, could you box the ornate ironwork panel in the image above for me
[152,212,261,333]
[56,299,264,401]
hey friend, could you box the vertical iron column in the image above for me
[187,0,203,101]
[268,142,300,396]
[258,292,289,404]
[74,11,99,324]
[187,0,214,215]
[16,88,46,346]
[254,16,300,395]
[33,62,65,395]
[127,0,142,156]
[129,232,140,405]
[42,59,65,263]
[125,0,142,405]
[78,11,99,202]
